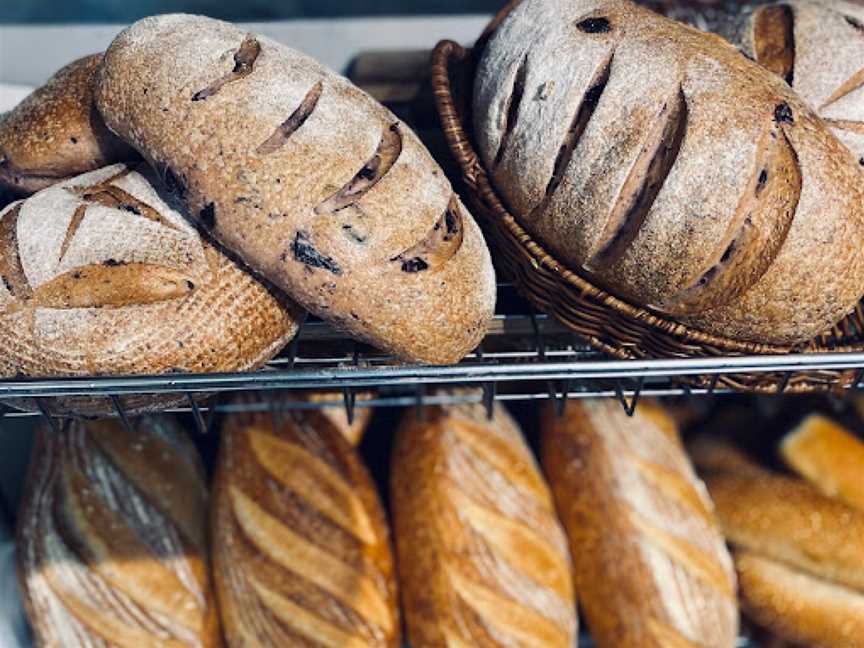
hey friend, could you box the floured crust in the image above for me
[96,14,496,364]
[0,55,137,195]
[212,403,400,647]
[17,416,222,648]
[392,400,577,647]
[541,400,738,648]
[0,163,302,417]
[474,0,864,345]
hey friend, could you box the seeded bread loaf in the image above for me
[96,14,496,365]
[715,0,864,165]
[392,401,577,647]
[473,0,864,344]
[541,400,738,648]
[17,416,222,647]
[0,55,136,195]
[212,403,400,647]
[0,163,301,416]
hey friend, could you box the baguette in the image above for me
[391,401,577,647]
[212,403,399,647]
[473,0,864,344]
[541,399,738,648]
[96,14,496,364]
[0,55,136,195]
[781,414,864,511]
[17,416,221,647]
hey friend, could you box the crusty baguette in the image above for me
[0,163,301,416]
[687,435,764,476]
[736,551,864,648]
[0,55,136,195]
[17,416,222,647]
[473,0,864,344]
[781,414,864,512]
[541,399,738,648]
[96,14,496,364]
[392,401,577,647]
[212,402,399,647]
[704,468,864,592]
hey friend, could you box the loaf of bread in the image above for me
[212,403,399,646]
[0,163,301,416]
[781,413,864,511]
[541,399,738,648]
[392,401,577,647]
[716,0,864,164]
[473,0,864,344]
[0,55,136,195]
[17,416,221,647]
[96,14,496,364]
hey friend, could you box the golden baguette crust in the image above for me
[212,404,399,647]
[541,399,738,648]
[288,391,375,446]
[0,54,137,195]
[391,402,577,647]
[705,468,864,592]
[17,416,221,648]
[736,552,864,648]
[687,436,763,476]
[96,14,496,364]
[781,414,864,512]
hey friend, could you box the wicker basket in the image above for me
[430,39,864,395]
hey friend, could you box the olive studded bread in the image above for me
[473,0,864,345]
[96,14,496,364]
[0,163,301,416]
[17,416,222,647]
[0,55,137,195]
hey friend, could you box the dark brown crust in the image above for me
[192,34,262,102]
[753,5,795,85]
[0,204,33,299]
[256,82,324,155]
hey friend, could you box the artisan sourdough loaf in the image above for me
[17,416,222,647]
[391,401,577,648]
[541,399,738,648]
[212,404,400,647]
[0,163,301,416]
[716,0,864,164]
[96,14,496,364]
[0,55,136,195]
[473,0,864,344]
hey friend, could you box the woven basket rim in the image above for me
[430,38,864,359]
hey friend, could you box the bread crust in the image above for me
[17,416,222,647]
[391,401,577,647]
[541,399,738,648]
[96,14,496,364]
[474,0,864,344]
[0,163,301,416]
[212,403,400,647]
[0,54,136,195]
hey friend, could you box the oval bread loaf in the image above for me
[541,399,738,648]
[17,416,222,648]
[0,163,301,416]
[716,0,864,164]
[0,55,136,195]
[96,14,496,364]
[391,400,577,648]
[474,0,864,344]
[212,402,400,647]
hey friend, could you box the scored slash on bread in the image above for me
[96,14,497,365]
[473,0,864,345]
[391,400,577,647]
[212,402,400,647]
[541,399,738,648]
[17,416,222,648]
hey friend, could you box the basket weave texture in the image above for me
[430,39,864,394]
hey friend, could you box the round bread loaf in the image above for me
[0,54,137,196]
[96,14,496,365]
[474,0,864,345]
[717,0,864,164]
[0,163,301,416]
